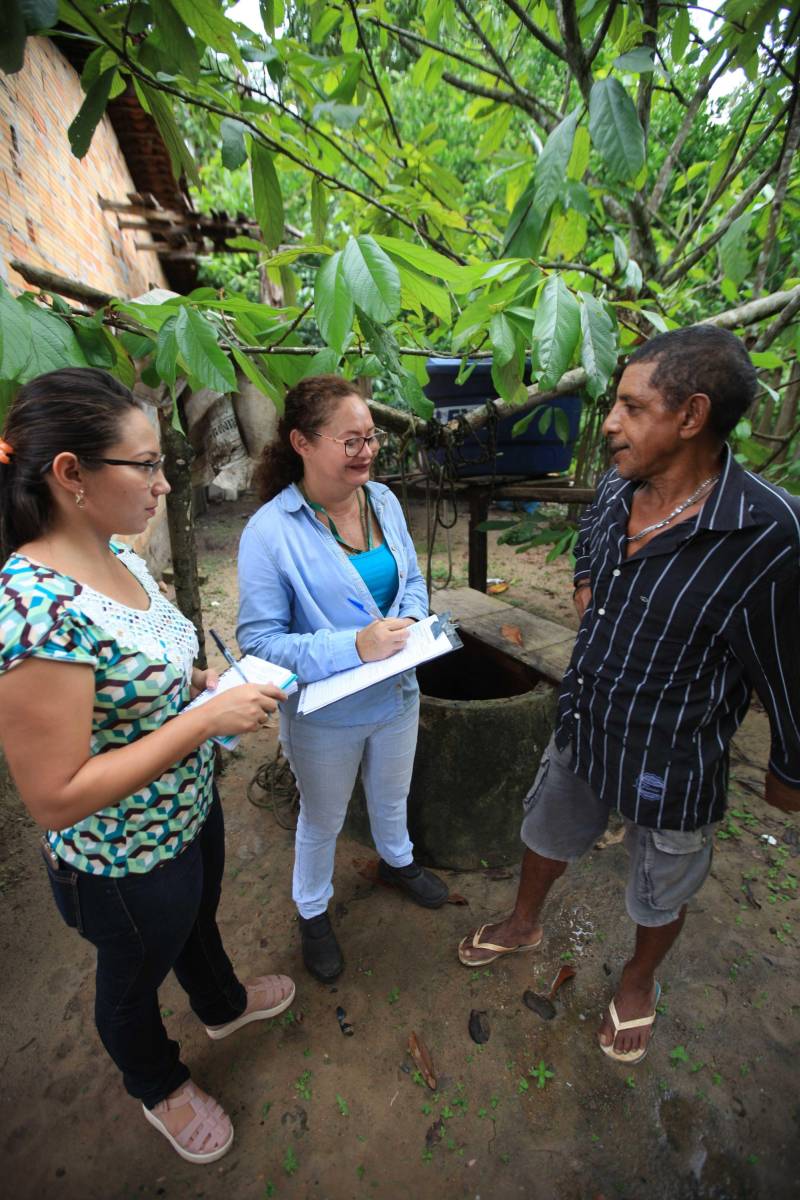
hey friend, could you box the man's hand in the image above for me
[573,580,592,619]
[764,770,800,813]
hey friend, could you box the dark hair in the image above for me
[626,325,758,439]
[256,374,362,503]
[0,367,141,553]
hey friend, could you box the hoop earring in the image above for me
[75,489,85,508]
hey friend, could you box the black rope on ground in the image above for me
[247,744,299,830]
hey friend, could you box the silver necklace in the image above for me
[626,473,720,542]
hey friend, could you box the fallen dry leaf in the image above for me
[488,582,509,595]
[523,989,556,1021]
[468,1009,490,1044]
[548,965,576,1000]
[500,623,524,648]
[408,1030,437,1090]
[595,827,625,850]
[445,892,469,905]
[425,1117,445,1149]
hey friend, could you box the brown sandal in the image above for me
[458,923,543,967]
[143,1081,233,1164]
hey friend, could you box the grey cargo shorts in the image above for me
[521,737,715,927]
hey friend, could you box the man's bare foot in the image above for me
[458,917,543,966]
[598,970,660,1059]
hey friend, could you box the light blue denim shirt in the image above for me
[237,481,429,726]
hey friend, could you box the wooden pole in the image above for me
[158,408,207,668]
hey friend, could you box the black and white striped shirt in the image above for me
[555,446,800,830]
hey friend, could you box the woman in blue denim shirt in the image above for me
[237,375,448,980]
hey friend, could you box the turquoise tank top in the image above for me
[351,541,399,615]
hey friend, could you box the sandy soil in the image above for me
[1,496,798,1200]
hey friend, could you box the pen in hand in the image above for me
[209,627,248,684]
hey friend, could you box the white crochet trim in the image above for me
[77,547,198,680]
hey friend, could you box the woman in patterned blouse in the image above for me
[0,368,294,1164]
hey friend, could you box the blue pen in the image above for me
[209,627,248,684]
[347,596,372,618]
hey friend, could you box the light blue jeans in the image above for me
[280,698,419,918]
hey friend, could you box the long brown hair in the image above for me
[256,374,361,503]
[0,368,141,554]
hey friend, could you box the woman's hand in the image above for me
[190,666,220,700]
[201,683,287,736]
[356,618,412,662]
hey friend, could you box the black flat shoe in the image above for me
[298,912,344,982]
[378,860,449,908]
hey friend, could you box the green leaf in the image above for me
[535,107,580,219]
[231,346,284,415]
[612,233,629,273]
[718,211,753,285]
[533,276,581,390]
[174,307,236,393]
[330,56,361,103]
[750,349,783,368]
[155,314,179,390]
[19,0,57,29]
[552,407,571,445]
[399,371,434,419]
[134,81,199,185]
[397,264,451,325]
[546,211,588,260]
[373,235,472,285]
[314,251,354,354]
[588,78,646,181]
[72,316,115,368]
[311,179,328,244]
[671,7,691,61]
[492,355,527,407]
[152,0,200,81]
[580,294,617,399]
[490,313,517,367]
[251,142,284,251]
[16,296,88,379]
[613,46,656,72]
[225,235,269,253]
[168,0,244,69]
[342,236,401,324]
[311,101,365,129]
[260,0,284,36]
[0,1,27,74]
[502,177,546,259]
[0,285,32,380]
[220,118,248,170]
[68,67,117,159]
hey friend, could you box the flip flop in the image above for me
[599,981,662,1064]
[458,923,543,967]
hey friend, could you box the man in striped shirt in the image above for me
[459,325,800,1064]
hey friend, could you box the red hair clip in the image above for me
[0,438,14,465]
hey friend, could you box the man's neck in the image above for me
[635,448,724,513]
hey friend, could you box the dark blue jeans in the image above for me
[44,792,246,1108]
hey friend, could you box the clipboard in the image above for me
[185,654,297,748]
[297,613,462,716]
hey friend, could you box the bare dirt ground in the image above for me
[1,495,798,1200]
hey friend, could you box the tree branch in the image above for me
[346,0,404,153]
[500,0,565,61]
[555,0,592,104]
[453,0,517,92]
[753,286,800,351]
[587,0,620,65]
[753,74,800,295]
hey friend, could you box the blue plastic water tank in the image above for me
[425,357,582,477]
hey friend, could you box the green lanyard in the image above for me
[302,486,373,555]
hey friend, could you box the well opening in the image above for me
[417,628,544,702]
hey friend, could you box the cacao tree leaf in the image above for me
[251,142,284,250]
[152,0,201,81]
[718,210,754,285]
[0,2,27,74]
[589,77,646,181]
[490,312,517,367]
[16,295,88,379]
[613,46,656,72]
[68,67,117,159]
[231,346,284,414]
[533,275,581,390]
[342,235,401,323]
[155,314,179,390]
[135,80,199,184]
[220,117,248,169]
[169,0,243,68]
[671,7,691,61]
[535,107,580,218]
[314,251,354,354]
[580,294,618,399]
[174,307,236,392]
[311,178,328,244]
[19,0,58,29]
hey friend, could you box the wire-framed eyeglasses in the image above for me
[310,430,387,457]
[82,455,167,477]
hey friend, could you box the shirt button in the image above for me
[598,607,606,616]
[577,677,584,685]
[612,568,621,577]
[574,712,581,719]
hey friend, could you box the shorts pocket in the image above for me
[522,747,551,815]
[43,855,84,934]
[645,828,711,913]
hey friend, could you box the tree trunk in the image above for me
[158,408,207,668]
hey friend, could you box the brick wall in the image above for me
[0,37,168,298]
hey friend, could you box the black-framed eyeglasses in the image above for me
[82,455,167,477]
[310,430,387,458]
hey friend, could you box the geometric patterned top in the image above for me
[0,543,214,875]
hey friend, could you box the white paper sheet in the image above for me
[185,654,296,748]
[297,615,456,716]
